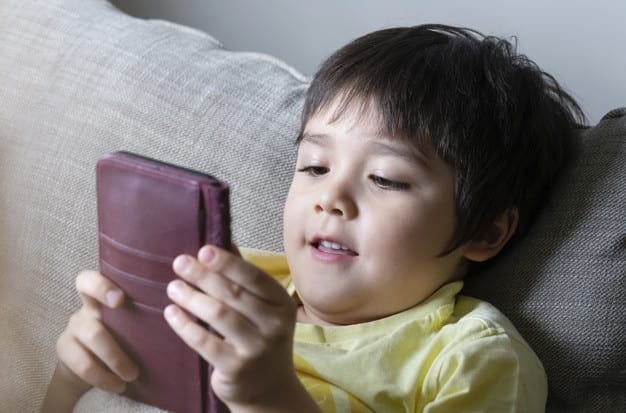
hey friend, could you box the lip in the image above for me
[309,235,358,263]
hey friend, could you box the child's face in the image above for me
[283,102,466,325]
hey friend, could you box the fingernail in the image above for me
[167,280,184,298]
[106,290,123,307]
[125,366,140,382]
[199,246,216,264]
[173,255,191,273]
[164,305,181,324]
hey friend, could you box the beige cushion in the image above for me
[0,0,305,411]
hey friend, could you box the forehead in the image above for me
[304,99,380,137]
[307,93,381,131]
[302,97,435,164]
[300,132,427,170]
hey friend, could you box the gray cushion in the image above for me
[464,109,626,412]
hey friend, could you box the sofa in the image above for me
[0,0,624,412]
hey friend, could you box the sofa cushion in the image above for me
[0,0,305,412]
[464,108,626,412]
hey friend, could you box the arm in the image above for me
[40,362,88,413]
[40,271,139,413]
[165,246,321,413]
[418,333,547,413]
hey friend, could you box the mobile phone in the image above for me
[96,151,230,413]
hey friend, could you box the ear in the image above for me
[462,208,519,263]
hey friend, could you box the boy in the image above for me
[42,24,585,412]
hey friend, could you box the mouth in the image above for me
[310,238,359,257]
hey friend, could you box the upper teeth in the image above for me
[320,240,349,250]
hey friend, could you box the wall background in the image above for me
[110,0,626,124]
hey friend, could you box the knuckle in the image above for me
[226,281,242,299]
[82,323,106,346]
[240,343,264,362]
[247,270,265,290]
[263,318,281,334]
[186,325,210,349]
[210,299,227,320]
[266,320,291,340]
[69,309,94,329]
[75,361,98,382]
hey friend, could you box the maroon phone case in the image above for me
[96,151,230,413]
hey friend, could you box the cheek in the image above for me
[282,184,305,248]
[364,203,455,259]
[282,188,296,240]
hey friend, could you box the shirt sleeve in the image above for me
[419,331,547,413]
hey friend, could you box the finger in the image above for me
[199,246,288,302]
[164,304,241,375]
[76,270,124,316]
[169,267,278,331]
[166,279,264,345]
[173,249,296,332]
[57,331,127,394]
[69,310,139,383]
[178,247,287,305]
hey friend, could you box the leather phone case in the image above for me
[96,151,230,413]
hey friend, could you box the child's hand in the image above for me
[165,245,304,410]
[55,270,139,394]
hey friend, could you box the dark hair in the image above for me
[298,24,586,255]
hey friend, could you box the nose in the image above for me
[314,180,358,219]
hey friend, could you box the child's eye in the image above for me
[297,166,329,177]
[369,175,410,190]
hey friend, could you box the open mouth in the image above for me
[311,239,359,256]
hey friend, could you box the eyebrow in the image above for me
[299,132,329,146]
[368,140,425,164]
[300,132,432,169]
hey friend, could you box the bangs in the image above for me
[298,78,438,160]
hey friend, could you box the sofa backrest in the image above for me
[0,1,305,411]
[464,108,626,411]
[0,0,624,412]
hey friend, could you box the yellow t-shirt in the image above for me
[241,248,547,413]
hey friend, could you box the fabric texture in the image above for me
[0,0,624,412]
[0,1,305,412]
[463,109,626,412]
[245,250,547,413]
